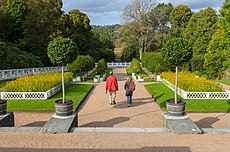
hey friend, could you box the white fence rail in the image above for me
[95,62,131,68]
[0,66,68,81]
[162,78,230,99]
[1,82,70,100]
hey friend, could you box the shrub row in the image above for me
[161,71,222,92]
[3,72,73,92]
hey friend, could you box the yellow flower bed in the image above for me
[4,72,73,92]
[162,71,222,92]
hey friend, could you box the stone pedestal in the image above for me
[41,112,78,134]
[0,112,15,127]
[163,112,203,134]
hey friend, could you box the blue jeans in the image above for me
[127,95,132,104]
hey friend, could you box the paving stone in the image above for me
[163,113,203,134]
[41,112,78,134]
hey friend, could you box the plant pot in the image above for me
[166,99,186,116]
[0,100,7,115]
[55,99,73,116]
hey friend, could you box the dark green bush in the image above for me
[130,58,141,73]
[1,45,43,70]
[142,52,168,74]
[96,58,107,74]
[67,55,95,76]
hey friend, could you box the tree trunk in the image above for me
[175,66,178,104]
[62,65,65,103]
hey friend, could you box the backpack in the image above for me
[129,82,136,92]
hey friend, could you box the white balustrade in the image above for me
[1,82,70,100]
[162,78,230,99]
[0,66,68,81]
[95,62,131,68]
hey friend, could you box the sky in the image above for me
[62,0,225,25]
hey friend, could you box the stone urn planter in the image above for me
[166,99,186,116]
[55,99,73,116]
[0,99,7,115]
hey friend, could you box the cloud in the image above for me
[62,0,225,25]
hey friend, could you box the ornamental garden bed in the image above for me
[5,84,93,111]
[1,72,73,100]
[161,71,230,100]
[145,83,230,112]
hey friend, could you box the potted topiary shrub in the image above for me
[161,38,192,116]
[47,36,78,116]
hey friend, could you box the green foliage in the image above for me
[67,55,94,76]
[1,45,43,70]
[148,3,173,50]
[0,41,6,68]
[92,24,121,45]
[142,52,169,74]
[130,58,141,73]
[47,36,78,65]
[190,55,205,73]
[67,9,91,53]
[5,0,26,42]
[204,29,229,79]
[23,0,65,65]
[170,4,192,37]
[161,38,193,68]
[96,58,107,74]
[99,48,115,62]
[183,7,218,55]
[218,0,230,33]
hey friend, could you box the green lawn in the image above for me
[217,78,230,85]
[145,83,230,112]
[6,84,93,111]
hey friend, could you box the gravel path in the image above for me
[1,68,230,151]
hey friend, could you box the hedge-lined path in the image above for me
[77,67,163,128]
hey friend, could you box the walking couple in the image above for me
[105,70,136,107]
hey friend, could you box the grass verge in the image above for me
[6,84,93,111]
[217,78,230,85]
[145,83,230,112]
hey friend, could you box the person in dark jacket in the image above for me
[105,71,118,105]
[124,76,135,107]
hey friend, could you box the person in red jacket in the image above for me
[106,70,118,105]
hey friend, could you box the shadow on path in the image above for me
[80,117,130,127]
[195,117,220,128]
[21,121,47,127]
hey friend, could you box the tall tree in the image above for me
[67,9,91,55]
[148,3,173,51]
[5,0,26,42]
[183,7,218,56]
[23,0,65,65]
[0,3,7,41]
[169,4,192,38]
[204,0,230,79]
[122,0,156,60]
